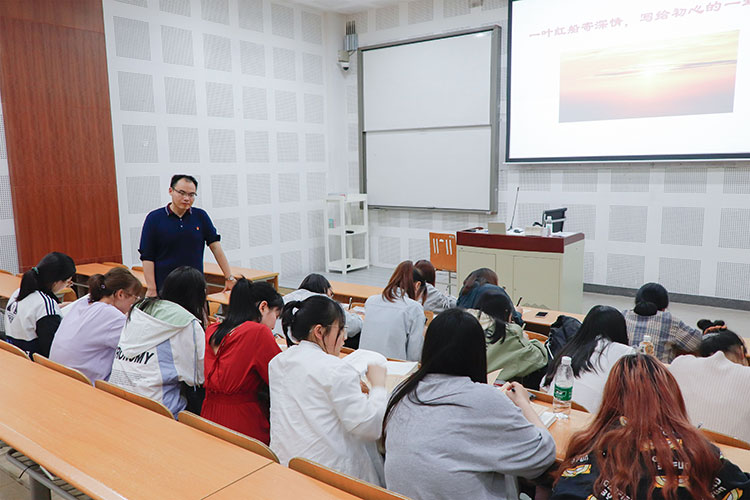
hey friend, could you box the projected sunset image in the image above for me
[559,30,739,122]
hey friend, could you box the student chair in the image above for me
[525,331,549,343]
[428,232,457,295]
[32,353,92,385]
[424,310,435,326]
[526,388,589,412]
[95,379,174,419]
[288,457,411,500]
[177,411,280,462]
[700,428,750,450]
[0,340,31,360]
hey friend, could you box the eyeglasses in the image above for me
[173,189,198,199]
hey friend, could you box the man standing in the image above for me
[139,174,235,297]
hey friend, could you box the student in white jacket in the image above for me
[272,273,363,345]
[359,261,427,361]
[109,266,206,417]
[269,295,387,485]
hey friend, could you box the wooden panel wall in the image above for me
[0,0,121,270]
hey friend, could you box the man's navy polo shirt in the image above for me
[139,204,220,291]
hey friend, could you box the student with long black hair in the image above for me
[623,282,701,363]
[201,278,283,444]
[383,309,556,500]
[542,305,635,413]
[109,266,206,416]
[4,252,76,357]
[269,295,386,485]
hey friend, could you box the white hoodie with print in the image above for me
[109,300,205,416]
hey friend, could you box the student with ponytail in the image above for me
[4,252,76,357]
[50,268,142,382]
[201,279,283,444]
[622,282,701,363]
[269,295,387,485]
[359,260,427,361]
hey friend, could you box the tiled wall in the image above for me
[0,85,18,275]
[344,0,750,301]
[103,0,337,280]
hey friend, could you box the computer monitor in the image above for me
[542,208,567,233]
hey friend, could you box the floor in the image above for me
[2,267,748,499]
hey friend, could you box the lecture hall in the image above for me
[0,0,749,498]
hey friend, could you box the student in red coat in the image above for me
[201,278,284,443]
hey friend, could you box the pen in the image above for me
[516,297,522,306]
[348,297,353,310]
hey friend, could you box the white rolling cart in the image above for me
[324,193,369,275]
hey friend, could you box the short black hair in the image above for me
[170,174,198,189]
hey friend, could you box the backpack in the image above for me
[545,315,582,359]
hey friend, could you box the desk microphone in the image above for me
[508,186,520,230]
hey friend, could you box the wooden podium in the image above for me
[456,229,584,313]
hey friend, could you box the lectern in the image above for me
[456,229,584,313]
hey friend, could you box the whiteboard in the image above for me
[359,28,499,212]
[362,32,492,131]
[366,127,492,210]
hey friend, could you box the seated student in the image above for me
[202,279,283,444]
[383,309,556,500]
[668,329,750,444]
[414,259,457,313]
[274,273,363,346]
[359,261,426,361]
[4,252,76,357]
[469,288,547,387]
[542,306,635,412]
[622,283,701,363]
[552,354,750,500]
[456,268,523,325]
[109,266,206,416]
[49,268,142,382]
[269,295,386,485]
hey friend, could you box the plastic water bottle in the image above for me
[639,335,655,356]
[553,356,573,418]
[545,216,554,236]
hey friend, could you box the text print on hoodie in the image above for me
[109,300,205,416]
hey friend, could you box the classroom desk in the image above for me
[73,263,125,284]
[204,462,360,499]
[203,262,279,290]
[329,281,383,303]
[534,400,750,471]
[522,307,585,335]
[0,272,21,299]
[0,349,272,499]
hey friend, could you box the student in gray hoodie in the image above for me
[382,308,556,500]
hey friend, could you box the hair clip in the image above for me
[32,266,39,274]
[703,325,727,334]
